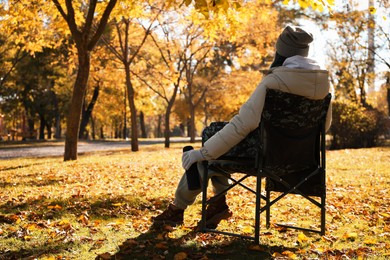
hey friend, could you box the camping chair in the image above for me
[200,89,331,244]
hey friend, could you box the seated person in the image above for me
[152,25,332,228]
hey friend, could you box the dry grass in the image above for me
[0,143,389,259]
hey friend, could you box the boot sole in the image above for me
[152,219,183,227]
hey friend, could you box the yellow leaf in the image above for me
[242,225,254,234]
[312,2,324,12]
[282,250,297,259]
[116,220,124,225]
[327,0,335,6]
[25,223,37,231]
[232,2,241,9]
[112,203,123,207]
[297,232,309,243]
[78,215,89,225]
[58,219,70,226]
[298,0,309,9]
[343,232,358,240]
[363,238,377,245]
[48,204,62,210]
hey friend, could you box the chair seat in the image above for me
[208,157,257,175]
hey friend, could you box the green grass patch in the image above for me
[0,144,389,259]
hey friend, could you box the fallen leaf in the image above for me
[297,232,309,243]
[78,214,89,225]
[248,244,266,252]
[282,250,297,259]
[272,252,283,257]
[242,225,254,234]
[343,232,358,241]
[155,242,168,249]
[174,252,187,260]
[96,253,112,259]
[48,204,62,210]
[363,238,377,245]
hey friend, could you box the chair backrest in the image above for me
[260,89,331,176]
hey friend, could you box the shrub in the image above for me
[329,99,386,149]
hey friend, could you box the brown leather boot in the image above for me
[199,195,232,229]
[152,204,184,226]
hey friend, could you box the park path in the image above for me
[0,138,199,160]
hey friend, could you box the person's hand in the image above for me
[182,149,204,170]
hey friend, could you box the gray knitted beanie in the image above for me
[276,26,313,57]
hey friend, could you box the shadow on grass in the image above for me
[1,196,299,259]
[94,199,305,259]
[0,242,74,260]
[0,193,155,220]
[0,178,63,189]
[98,223,292,260]
[0,161,54,173]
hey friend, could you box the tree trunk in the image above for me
[54,93,61,139]
[39,115,45,140]
[157,115,162,138]
[140,111,147,138]
[64,52,90,160]
[27,117,35,140]
[79,84,99,139]
[100,126,104,139]
[46,122,52,139]
[54,0,118,160]
[386,73,390,116]
[164,101,175,148]
[125,66,138,151]
[189,104,196,143]
[123,87,127,139]
[164,111,171,148]
[91,116,96,140]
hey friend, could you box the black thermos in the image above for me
[183,146,201,190]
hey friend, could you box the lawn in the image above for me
[0,143,389,259]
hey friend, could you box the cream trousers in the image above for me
[173,162,230,209]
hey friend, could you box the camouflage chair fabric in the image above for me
[261,89,331,177]
[201,89,331,177]
[202,122,260,175]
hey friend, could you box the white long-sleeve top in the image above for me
[201,55,332,160]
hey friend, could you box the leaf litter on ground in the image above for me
[0,144,389,259]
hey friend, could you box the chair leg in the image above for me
[266,189,270,229]
[201,161,208,232]
[321,195,326,235]
[254,175,261,244]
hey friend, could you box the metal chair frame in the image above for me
[200,89,331,244]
